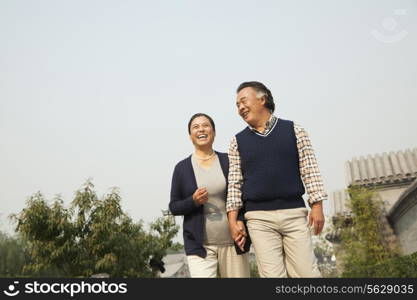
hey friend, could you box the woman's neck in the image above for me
[194,146,214,158]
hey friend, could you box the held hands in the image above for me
[308,201,325,235]
[229,220,247,251]
[192,187,208,205]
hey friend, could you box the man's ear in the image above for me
[260,96,266,106]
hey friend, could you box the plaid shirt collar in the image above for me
[248,114,278,136]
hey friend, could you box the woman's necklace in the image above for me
[194,151,215,161]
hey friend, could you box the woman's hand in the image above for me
[192,187,208,205]
[229,220,247,251]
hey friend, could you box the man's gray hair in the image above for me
[256,90,267,100]
[237,81,275,112]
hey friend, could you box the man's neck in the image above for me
[251,111,272,132]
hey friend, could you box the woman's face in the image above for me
[189,116,215,149]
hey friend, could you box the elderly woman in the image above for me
[169,113,250,278]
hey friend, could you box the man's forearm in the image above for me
[227,209,239,224]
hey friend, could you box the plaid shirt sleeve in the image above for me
[294,123,327,205]
[226,136,244,212]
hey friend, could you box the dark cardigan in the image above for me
[169,151,248,258]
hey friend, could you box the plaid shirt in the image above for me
[226,115,327,212]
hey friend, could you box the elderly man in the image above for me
[226,81,326,278]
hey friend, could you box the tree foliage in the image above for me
[0,231,29,277]
[313,227,337,277]
[338,187,399,277]
[11,180,178,277]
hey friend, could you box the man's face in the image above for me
[236,87,266,125]
[189,116,215,148]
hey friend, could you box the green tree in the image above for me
[338,187,399,277]
[0,231,30,277]
[11,180,178,277]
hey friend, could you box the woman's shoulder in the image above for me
[173,155,192,171]
[215,151,229,162]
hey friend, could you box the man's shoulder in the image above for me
[278,118,295,126]
[291,121,308,134]
[279,118,305,134]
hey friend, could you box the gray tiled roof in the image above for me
[345,148,417,187]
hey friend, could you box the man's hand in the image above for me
[308,201,325,235]
[227,210,247,251]
[192,188,208,205]
[229,220,247,251]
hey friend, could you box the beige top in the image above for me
[191,154,234,246]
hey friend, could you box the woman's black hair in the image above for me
[188,113,216,134]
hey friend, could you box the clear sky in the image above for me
[1,0,416,235]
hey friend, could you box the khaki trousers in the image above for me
[245,207,321,278]
[187,245,250,278]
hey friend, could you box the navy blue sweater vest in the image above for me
[236,118,306,211]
